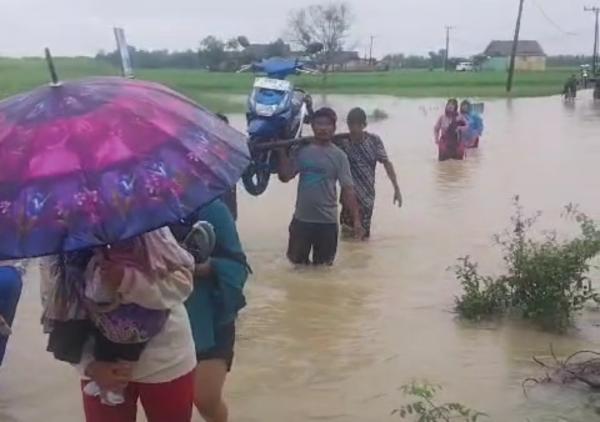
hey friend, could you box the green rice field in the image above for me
[0,57,575,113]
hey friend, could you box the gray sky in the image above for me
[0,0,596,57]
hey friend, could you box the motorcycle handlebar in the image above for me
[237,64,253,73]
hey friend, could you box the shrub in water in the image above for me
[393,382,487,421]
[370,108,389,121]
[455,197,600,331]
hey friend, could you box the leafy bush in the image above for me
[393,382,487,422]
[454,257,509,320]
[370,108,390,121]
[455,197,600,331]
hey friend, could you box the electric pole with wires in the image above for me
[507,0,526,93]
[444,26,454,71]
[584,6,600,74]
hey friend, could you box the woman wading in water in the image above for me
[434,99,467,161]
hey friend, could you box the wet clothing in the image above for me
[196,322,236,371]
[221,187,238,221]
[83,229,193,368]
[170,199,249,357]
[460,112,484,149]
[81,370,195,422]
[0,266,22,366]
[291,143,354,224]
[40,229,194,370]
[435,114,466,161]
[73,304,197,385]
[336,133,389,237]
[341,203,374,238]
[564,78,577,98]
[287,219,338,265]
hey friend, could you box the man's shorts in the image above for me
[287,219,339,265]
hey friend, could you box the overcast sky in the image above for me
[0,0,596,57]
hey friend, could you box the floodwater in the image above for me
[2,92,600,421]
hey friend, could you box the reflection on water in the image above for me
[2,92,600,421]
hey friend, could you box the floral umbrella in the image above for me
[0,76,249,259]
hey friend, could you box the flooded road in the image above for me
[2,93,600,421]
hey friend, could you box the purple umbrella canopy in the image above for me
[0,76,250,259]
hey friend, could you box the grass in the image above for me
[0,57,575,113]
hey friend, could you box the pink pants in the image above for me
[81,370,195,422]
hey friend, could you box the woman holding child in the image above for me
[41,228,198,422]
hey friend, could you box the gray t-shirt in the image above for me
[291,143,354,224]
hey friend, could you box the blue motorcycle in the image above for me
[240,56,319,196]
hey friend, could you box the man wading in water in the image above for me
[337,108,402,239]
[278,107,364,265]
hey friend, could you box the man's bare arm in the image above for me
[383,161,403,207]
[341,186,365,239]
[277,149,296,183]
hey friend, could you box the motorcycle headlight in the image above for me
[255,103,279,117]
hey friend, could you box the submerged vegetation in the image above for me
[370,108,390,121]
[454,197,600,331]
[394,382,487,422]
[525,347,600,391]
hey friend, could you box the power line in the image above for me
[531,0,577,36]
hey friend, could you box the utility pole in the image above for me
[506,0,525,93]
[369,35,375,66]
[444,26,454,71]
[584,6,600,74]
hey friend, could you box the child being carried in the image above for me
[82,228,199,406]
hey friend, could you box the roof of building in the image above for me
[243,43,291,59]
[483,40,546,57]
[329,51,361,65]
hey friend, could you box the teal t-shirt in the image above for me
[179,200,249,352]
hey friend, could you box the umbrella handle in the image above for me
[44,48,61,87]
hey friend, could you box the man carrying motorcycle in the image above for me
[278,107,364,266]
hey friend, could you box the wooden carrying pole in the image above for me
[250,133,349,152]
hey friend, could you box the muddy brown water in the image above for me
[1,93,600,421]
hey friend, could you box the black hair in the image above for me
[447,98,459,107]
[312,107,337,125]
[347,107,367,125]
[216,113,229,124]
[460,100,472,113]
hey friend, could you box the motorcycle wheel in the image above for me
[242,161,271,196]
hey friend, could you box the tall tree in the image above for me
[288,2,352,74]
[428,49,446,69]
[226,38,240,51]
[266,39,290,58]
[199,36,227,71]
